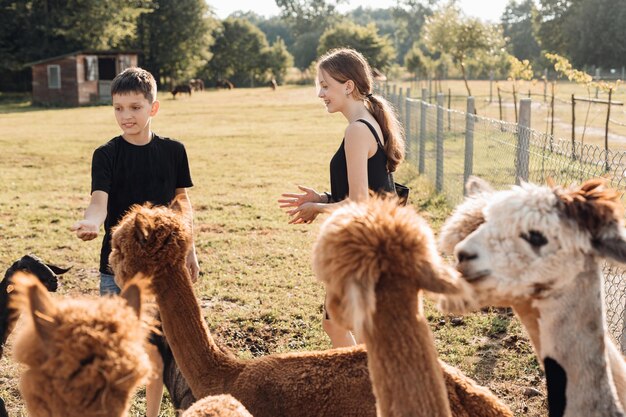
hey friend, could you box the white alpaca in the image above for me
[438,177,626,417]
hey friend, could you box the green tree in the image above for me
[421,4,501,95]
[262,37,294,84]
[275,0,343,70]
[203,18,270,87]
[317,21,396,70]
[535,0,572,56]
[564,0,626,68]
[141,0,214,86]
[0,0,148,91]
[501,0,541,64]
[392,0,438,64]
[404,43,430,78]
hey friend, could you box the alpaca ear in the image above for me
[134,212,153,244]
[120,282,142,318]
[169,193,187,215]
[465,176,493,197]
[9,272,60,342]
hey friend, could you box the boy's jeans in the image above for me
[100,272,121,296]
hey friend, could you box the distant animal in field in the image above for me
[269,78,277,91]
[172,84,193,98]
[215,79,234,90]
[190,79,205,92]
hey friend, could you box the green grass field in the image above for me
[0,86,545,416]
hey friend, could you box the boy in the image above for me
[71,67,199,417]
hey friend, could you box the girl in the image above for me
[279,48,405,347]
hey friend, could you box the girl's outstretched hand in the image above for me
[286,202,320,224]
[279,185,325,224]
[278,185,323,209]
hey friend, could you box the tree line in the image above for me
[0,0,624,92]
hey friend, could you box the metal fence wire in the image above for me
[377,84,626,352]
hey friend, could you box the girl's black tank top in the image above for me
[329,119,394,202]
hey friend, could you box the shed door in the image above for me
[98,57,116,100]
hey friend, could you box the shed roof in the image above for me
[26,50,139,67]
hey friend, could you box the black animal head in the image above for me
[0,255,70,357]
[4,254,70,292]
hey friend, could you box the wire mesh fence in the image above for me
[377,83,626,352]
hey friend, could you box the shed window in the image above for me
[85,56,98,81]
[47,65,61,89]
[118,55,132,72]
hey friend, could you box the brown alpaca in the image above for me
[109,199,513,417]
[182,395,252,417]
[10,272,153,417]
[313,197,461,416]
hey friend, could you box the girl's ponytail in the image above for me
[366,94,404,172]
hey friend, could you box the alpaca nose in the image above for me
[457,250,478,263]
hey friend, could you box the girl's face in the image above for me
[317,69,350,114]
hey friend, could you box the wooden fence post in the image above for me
[516,98,531,184]
[419,88,427,174]
[498,86,503,121]
[464,96,475,193]
[436,93,444,192]
[605,88,612,171]
[571,94,576,160]
[405,88,412,158]
[513,84,518,123]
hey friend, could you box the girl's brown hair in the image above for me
[317,48,404,172]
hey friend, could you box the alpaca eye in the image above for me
[521,230,548,247]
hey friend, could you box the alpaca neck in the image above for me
[511,300,542,356]
[364,285,451,417]
[534,259,624,417]
[153,262,242,399]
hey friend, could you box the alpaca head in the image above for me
[313,196,465,337]
[109,199,191,286]
[10,272,153,417]
[438,177,626,313]
[182,394,253,417]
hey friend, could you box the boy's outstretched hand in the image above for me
[71,220,99,241]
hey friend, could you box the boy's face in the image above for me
[112,92,159,138]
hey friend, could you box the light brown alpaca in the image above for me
[109,199,513,417]
[313,197,462,417]
[438,177,626,417]
[10,272,152,417]
[182,395,252,417]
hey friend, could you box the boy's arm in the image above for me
[72,191,108,241]
[175,188,200,282]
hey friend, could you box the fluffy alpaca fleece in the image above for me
[109,198,513,417]
[10,272,153,417]
[438,177,626,417]
[182,395,252,417]
[313,197,465,417]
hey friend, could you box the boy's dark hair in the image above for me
[111,67,157,103]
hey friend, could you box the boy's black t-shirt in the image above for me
[91,134,193,274]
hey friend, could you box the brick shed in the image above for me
[29,51,138,106]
